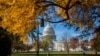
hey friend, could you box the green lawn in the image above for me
[12,51,100,54]
[11,51,100,56]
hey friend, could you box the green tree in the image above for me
[41,37,54,51]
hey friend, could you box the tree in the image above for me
[36,0,100,36]
[12,34,22,52]
[0,18,14,56]
[69,37,79,49]
[0,27,12,56]
[61,34,69,53]
[0,0,100,44]
[0,0,46,42]
[41,40,49,51]
[41,37,54,51]
[90,26,100,54]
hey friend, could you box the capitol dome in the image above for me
[42,23,56,40]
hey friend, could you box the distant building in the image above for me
[42,22,56,41]
[30,23,91,51]
[53,41,65,51]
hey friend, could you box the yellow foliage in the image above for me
[0,0,44,43]
[20,35,27,44]
[56,0,68,19]
[57,8,67,19]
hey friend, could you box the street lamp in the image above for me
[36,18,44,56]
[36,23,39,56]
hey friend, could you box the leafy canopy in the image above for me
[0,0,46,42]
[0,0,100,42]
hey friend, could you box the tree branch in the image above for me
[44,19,68,23]
[36,1,66,10]
[69,1,82,9]
[65,0,72,10]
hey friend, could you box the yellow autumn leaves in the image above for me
[0,0,39,43]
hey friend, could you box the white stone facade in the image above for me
[53,41,65,51]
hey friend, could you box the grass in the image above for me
[11,51,100,56]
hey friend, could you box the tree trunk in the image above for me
[95,51,97,55]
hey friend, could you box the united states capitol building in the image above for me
[42,23,65,51]
[30,23,91,51]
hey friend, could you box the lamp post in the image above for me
[36,21,39,56]
[36,18,44,56]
